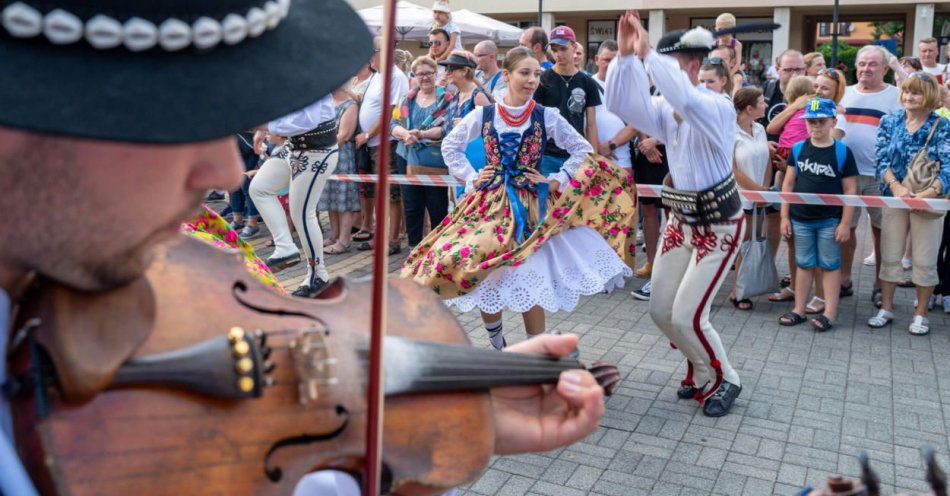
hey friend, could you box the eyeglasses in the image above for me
[818,68,840,81]
[702,57,725,66]
[781,66,806,73]
[415,71,436,78]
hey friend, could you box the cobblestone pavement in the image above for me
[230,205,950,495]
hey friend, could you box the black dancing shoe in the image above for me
[702,381,742,417]
[677,384,700,400]
[291,277,330,298]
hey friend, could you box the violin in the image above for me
[7,235,619,495]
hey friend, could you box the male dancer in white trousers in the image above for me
[606,11,743,416]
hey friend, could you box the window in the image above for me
[819,22,851,37]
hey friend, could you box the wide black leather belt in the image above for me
[289,120,338,150]
[661,175,742,225]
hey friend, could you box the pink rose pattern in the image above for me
[181,206,285,294]
[400,154,638,298]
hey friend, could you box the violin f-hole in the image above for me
[263,404,350,482]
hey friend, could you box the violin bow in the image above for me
[364,0,398,492]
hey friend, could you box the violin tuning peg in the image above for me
[256,330,268,346]
[261,345,273,360]
[264,361,276,374]
[588,361,621,397]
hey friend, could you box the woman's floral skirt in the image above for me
[400,154,637,301]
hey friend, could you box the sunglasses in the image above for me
[818,68,840,81]
[702,57,725,66]
[908,71,936,82]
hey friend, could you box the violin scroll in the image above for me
[587,361,620,396]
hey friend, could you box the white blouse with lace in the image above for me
[441,100,593,192]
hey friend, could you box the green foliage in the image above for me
[869,21,904,41]
[818,40,859,82]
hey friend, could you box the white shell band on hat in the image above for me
[1,0,291,52]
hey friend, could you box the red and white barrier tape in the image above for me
[329,174,950,211]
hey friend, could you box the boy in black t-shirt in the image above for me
[779,98,858,332]
[533,26,600,176]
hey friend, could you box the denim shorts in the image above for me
[792,217,841,271]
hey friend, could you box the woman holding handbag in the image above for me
[391,56,456,249]
[869,73,950,335]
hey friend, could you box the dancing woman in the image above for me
[401,47,637,350]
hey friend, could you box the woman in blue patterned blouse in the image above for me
[870,73,950,335]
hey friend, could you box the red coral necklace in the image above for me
[498,100,535,127]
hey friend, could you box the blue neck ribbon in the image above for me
[478,131,548,243]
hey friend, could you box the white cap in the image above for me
[432,1,450,13]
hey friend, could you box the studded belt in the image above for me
[289,120,338,151]
[661,175,742,226]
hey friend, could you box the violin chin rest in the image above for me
[30,275,155,404]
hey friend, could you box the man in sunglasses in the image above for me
[428,28,452,83]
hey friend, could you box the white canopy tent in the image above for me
[451,9,522,44]
[358,2,522,44]
[357,1,434,40]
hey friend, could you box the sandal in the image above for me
[353,230,373,242]
[908,315,930,335]
[729,297,754,311]
[325,243,350,255]
[839,282,854,297]
[388,243,402,256]
[871,288,883,309]
[779,311,806,326]
[769,287,795,302]
[811,314,834,332]
[780,276,791,288]
[805,297,825,314]
[323,238,338,247]
[357,241,373,251]
[867,309,894,329]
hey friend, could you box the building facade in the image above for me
[349,0,950,71]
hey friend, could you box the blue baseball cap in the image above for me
[800,98,837,120]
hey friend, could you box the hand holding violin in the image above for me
[492,334,605,455]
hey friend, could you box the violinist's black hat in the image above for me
[0,0,373,143]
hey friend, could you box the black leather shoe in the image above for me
[677,384,699,399]
[702,381,741,417]
[291,277,329,298]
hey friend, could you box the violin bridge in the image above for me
[289,326,337,404]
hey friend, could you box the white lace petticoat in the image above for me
[444,227,632,314]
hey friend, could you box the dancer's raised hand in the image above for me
[617,10,650,59]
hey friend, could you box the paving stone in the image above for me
[252,208,948,496]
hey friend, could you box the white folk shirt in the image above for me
[1,289,41,496]
[605,51,736,192]
[267,94,336,137]
[733,122,771,210]
[592,76,632,168]
[441,101,593,192]
[358,67,410,148]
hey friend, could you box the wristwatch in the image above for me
[608,142,618,151]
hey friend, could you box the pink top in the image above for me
[778,109,809,148]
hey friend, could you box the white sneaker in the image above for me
[901,257,912,270]
[631,280,652,301]
[863,252,876,266]
[909,315,930,335]
[943,295,950,314]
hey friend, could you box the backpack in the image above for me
[791,140,847,175]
